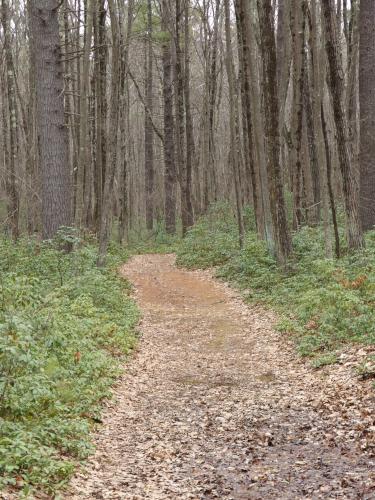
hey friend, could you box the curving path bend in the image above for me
[66,254,374,499]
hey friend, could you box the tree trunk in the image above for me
[75,0,94,228]
[162,0,177,234]
[175,0,193,236]
[290,0,306,228]
[93,0,107,231]
[207,0,221,206]
[224,0,244,247]
[322,102,340,257]
[237,0,272,244]
[144,0,154,231]
[2,0,19,240]
[257,0,291,264]
[97,0,120,265]
[118,0,134,244]
[303,13,320,224]
[29,0,72,240]
[322,0,363,249]
[184,0,195,230]
[359,0,375,230]
[234,1,256,212]
[310,0,332,255]
[277,0,291,145]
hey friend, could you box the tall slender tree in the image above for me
[98,0,120,265]
[322,0,363,249]
[224,0,244,247]
[162,0,176,234]
[2,0,19,240]
[184,0,195,230]
[145,0,154,231]
[257,0,291,263]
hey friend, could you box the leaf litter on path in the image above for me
[63,254,374,500]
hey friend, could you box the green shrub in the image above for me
[126,220,181,255]
[0,238,138,494]
[176,202,239,268]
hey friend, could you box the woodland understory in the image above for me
[0,0,375,497]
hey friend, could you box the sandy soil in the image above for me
[65,254,375,499]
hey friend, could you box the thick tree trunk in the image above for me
[29,0,72,240]
[359,0,375,230]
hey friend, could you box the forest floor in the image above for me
[66,254,375,500]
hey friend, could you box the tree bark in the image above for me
[144,0,154,231]
[118,0,134,244]
[93,0,107,231]
[29,0,72,240]
[75,0,94,228]
[162,0,177,234]
[322,0,363,249]
[224,0,244,247]
[290,0,306,228]
[310,0,332,255]
[184,0,195,230]
[2,0,19,240]
[98,0,120,265]
[359,0,375,230]
[175,0,193,235]
[257,0,291,264]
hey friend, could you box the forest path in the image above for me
[67,254,374,499]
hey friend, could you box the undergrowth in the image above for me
[0,236,138,496]
[177,203,375,362]
[126,220,181,255]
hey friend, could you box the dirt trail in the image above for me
[67,254,374,499]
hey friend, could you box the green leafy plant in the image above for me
[0,238,138,495]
